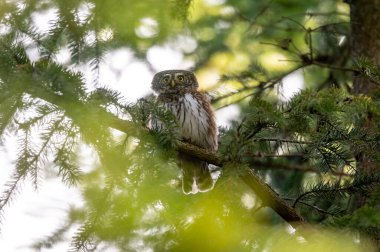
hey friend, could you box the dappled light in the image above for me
[0,0,380,251]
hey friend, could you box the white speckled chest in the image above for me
[164,93,216,150]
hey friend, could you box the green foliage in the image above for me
[0,0,380,251]
[355,56,380,85]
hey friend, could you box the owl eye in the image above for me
[162,76,170,83]
[177,75,185,82]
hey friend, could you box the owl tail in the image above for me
[179,153,214,194]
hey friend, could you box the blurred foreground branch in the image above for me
[176,142,305,225]
[25,85,305,227]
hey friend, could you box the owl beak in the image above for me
[170,80,176,87]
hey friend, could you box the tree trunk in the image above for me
[350,0,380,94]
[350,0,380,208]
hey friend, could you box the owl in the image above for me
[151,70,218,194]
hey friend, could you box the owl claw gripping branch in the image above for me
[150,70,218,194]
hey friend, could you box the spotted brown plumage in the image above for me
[151,70,218,194]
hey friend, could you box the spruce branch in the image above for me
[32,221,72,250]
[69,185,115,251]
[69,221,98,252]
[22,83,306,227]
[0,169,27,217]
[213,64,305,108]
[28,115,66,189]
[176,142,304,224]
[244,0,273,33]
[249,159,353,177]
[292,175,380,209]
[283,197,335,216]
[0,94,22,138]
[0,130,32,217]
[251,137,311,145]
[311,61,358,73]
[54,123,81,186]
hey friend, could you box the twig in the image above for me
[245,0,273,32]
[239,168,304,224]
[213,64,305,109]
[252,203,265,215]
[259,41,303,58]
[283,197,334,216]
[245,152,305,158]
[294,11,349,17]
[308,28,313,60]
[311,21,352,32]
[252,138,311,145]
[249,159,353,177]
[292,182,358,209]
[312,61,357,72]
[282,16,307,31]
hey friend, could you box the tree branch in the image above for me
[212,64,305,109]
[176,143,305,225]
[248,159,353,177]
[24,84,306,227]
[283,197,334,216]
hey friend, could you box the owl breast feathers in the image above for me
[151,70,218,194]
[151,70,218,150]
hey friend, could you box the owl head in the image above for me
[151,70,199,94]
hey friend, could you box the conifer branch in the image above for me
[55,123,81,186]
[292,175,380,209]
[250,159,353,177]
[0,170,26,214]
[177,144,305,225]
[28,116,65,189]
[311,61,358,73]
[283,197,334,216]
[0,131,31,216]
[213,64,305,108]
[244,0,273,32]
[23,85,306,227]
[70,221,98,252]
[252,138,311,145]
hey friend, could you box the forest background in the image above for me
[1,0,380,251]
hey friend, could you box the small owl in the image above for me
[151,70,218,194]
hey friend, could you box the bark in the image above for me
[350,0,380,94]
[350,0,380,210]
